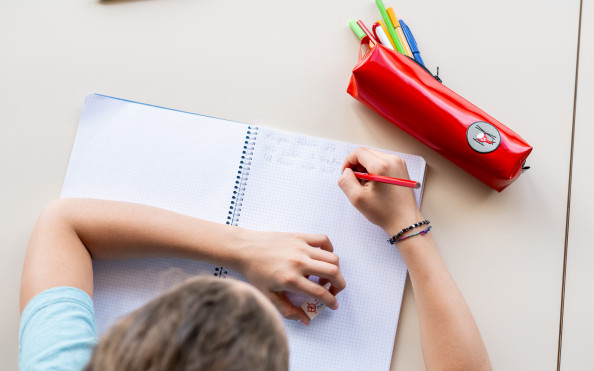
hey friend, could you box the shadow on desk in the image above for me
[100,0,152,5]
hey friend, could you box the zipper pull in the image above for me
[434,66,442,83]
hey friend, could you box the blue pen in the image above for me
[400,20,424,67]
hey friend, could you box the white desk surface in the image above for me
[0,1,581,370]
[560,0,594,369]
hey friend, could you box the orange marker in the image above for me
[387,8,414,58]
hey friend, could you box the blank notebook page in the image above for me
[238,127,425,371]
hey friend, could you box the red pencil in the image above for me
[354,172,420,189]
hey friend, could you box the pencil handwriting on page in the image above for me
[258,130,350,174]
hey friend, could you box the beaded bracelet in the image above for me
[393,226,432,244]
[388,219,430,244]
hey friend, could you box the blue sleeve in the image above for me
[19,287,98,371]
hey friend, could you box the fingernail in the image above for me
[333,302,339,310]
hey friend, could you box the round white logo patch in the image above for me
[466,121,501,153]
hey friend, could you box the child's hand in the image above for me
[235,230,345,325]
[338,148,423,236]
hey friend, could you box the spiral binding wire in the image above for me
[226,126,258,227]
[216,126,258,278]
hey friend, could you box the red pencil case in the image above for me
[347,38,532,192]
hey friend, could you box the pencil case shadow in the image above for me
[347,37,532,192]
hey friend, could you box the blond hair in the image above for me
[85,276,289,371]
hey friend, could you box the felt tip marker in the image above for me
[354,172,420,189]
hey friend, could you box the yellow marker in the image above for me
[387,8,413,58]
[378,20,396,50]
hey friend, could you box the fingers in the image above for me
[341,147,365,171]
[248,232,345,323]
[305,249,346,294]
[290,276,339,310]
[303,260,346,295]
[317,277,340,296]
[308,247,339,266]
[342,147,408,178]
[295,235,345,294]
[300,233,334,252]
[341,147,378,172]
[267,291,310,326]
[338,167,363,203]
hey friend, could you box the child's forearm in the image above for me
[21,198,345,324]
[58,198,247,266]
[337,148,490,368]
[395,231,492,371]
[20,199,246,309]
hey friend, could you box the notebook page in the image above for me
[237,127,425,371]
[61,94,248,334]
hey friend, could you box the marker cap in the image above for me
[349,20,366,40]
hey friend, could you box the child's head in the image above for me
[85,276,289,371]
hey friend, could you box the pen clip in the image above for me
[371,23,382,46]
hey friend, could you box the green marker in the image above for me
[349,20,366,40]
[375,0,405,53]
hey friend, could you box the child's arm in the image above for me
[338,148,492,371]
[20,199,345,325]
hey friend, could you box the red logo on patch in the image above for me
[476,132,494,145]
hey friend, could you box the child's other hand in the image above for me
[338,147,423,236]
[236,231,345,325]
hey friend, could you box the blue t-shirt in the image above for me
[19,287,97,370]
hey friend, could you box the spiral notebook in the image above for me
[61,94,427,371]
